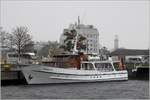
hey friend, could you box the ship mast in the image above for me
[72,30,78,54]
[72,16,80,54]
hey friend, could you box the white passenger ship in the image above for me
[22,57,128,84]
[22,24,128,84]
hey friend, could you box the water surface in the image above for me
[1,80,149,99]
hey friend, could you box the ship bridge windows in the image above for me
[95,63,114,72]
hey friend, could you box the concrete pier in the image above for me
[1,64,28,85]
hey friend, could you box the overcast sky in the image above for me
[1,1,149,50]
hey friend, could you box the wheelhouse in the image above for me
[81,61,115,72]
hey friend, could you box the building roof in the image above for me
[110,49,149,56]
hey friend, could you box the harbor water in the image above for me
[1,79,149,99]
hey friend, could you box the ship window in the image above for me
[95,63,114,72]
[82,63,94,70]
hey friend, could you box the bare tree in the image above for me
[0,27,14,63]
[11,26,33,62]
[23,40,34,53]
[0,27,11,48]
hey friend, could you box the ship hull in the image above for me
[21,65,128,84]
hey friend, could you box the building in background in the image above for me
[114,35,119,50]
[59,20,100,54]
[110,49,149,64]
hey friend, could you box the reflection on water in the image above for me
[1,79,149,99]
